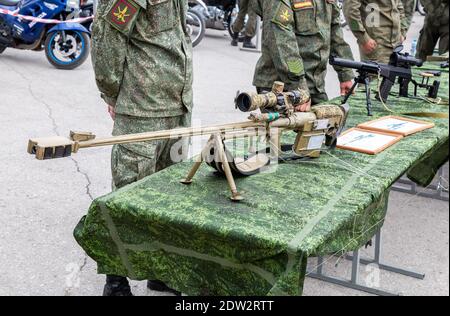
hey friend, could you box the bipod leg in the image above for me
[181,135,214,185]
[213,134,244,202]
[364,76,373,116]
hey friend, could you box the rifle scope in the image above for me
[329,56,380,74]
[236,82,309,113]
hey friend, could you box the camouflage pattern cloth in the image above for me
[91,0,193,117]
[232,0,258,38]
[401,0,417,34]
[344,0,408,63]
[111,114,191,189]
[416,0,449,61]
[74,64,449,296]
[252,0,355,105]
[91,0,194,189]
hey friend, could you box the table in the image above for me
[74,62,449,296]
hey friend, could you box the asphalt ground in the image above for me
[0,13,448,296]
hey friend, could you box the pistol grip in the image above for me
[378,78,394,103]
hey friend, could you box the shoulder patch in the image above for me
[106,0,140,30]
[287,59,304,75]
[272,1,294,28]
[292,0,314,10]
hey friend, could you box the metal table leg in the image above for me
[345,230,425,280]
[307,229,425,296]
[392,168,449,202]
[308,250,399,296]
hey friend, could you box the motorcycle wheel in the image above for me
[187,9,206,47]
[44,30,90,70]
[416,0,426,16]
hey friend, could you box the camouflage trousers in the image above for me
[232,0,257,38]
[111,114,191,190]
[360,44,395,64]
[416,8,449,61]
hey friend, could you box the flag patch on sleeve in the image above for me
[293,0,314,10]
[107,0,139,29]
[272,1,294,29]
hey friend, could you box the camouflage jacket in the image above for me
[421,0,449,15]
[91,0,193,118]
[344,0,408,48]
[401,0,416,33]
[252,0,355,96]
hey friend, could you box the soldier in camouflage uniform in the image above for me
[402,0,417,34]
[416,0,449,61]
[252,0,355,105]
[344,0,408,63]
[91,0,193,296]
[231,0,258,48]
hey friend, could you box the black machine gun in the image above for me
[330,46,440,116]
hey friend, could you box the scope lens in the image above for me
[236,93,252,112]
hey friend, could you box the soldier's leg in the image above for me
[438,12,449,55]
[416,17,440,60]
[232,0,249,34]
[107,115,187,296]
[360,44,394,64]
[438,26,449,55]
[244,10,257,38]
[111,144,157,190]
[156,113,192,172]
[242,10,257,48]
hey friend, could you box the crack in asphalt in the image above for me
[27,85,60,136]
[1,59,94,201]
[70,157,95,201]
[1,59,94,295]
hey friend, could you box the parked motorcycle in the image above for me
[188,0,238,47]
[0,0,93,69]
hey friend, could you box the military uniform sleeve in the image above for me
[398,0,408,38]
[268,0,309,92]
[91,0,142,106]
[330,3,355,83]
[251,0,263,17]
[343,0,372,45]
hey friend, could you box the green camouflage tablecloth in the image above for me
[74,63,449,296]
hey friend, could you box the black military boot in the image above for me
[103,275,133,296]
[147,280,181,296]
[231,32,239,47]
[243,36,256,49]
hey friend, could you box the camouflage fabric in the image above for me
[344,0,408,63]
[74,64,448,296]
[91,0,193,118]
[232,0,258,38]
[401,0,417,34]
[111,114,191,189]
[416,0,449,61]
[252,0,355,105]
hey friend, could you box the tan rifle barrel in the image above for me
[77,121,265,149]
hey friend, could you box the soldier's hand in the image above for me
[361,39,377,54]
[340,81,354,96]
[295,99,311,112]
[108,105,116,121]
